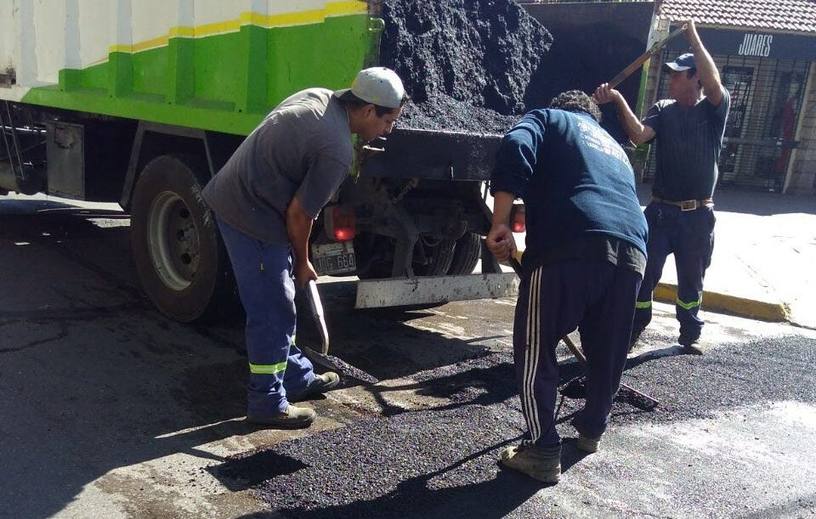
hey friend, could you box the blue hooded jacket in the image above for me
[490,108,647,269]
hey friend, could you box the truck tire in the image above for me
[355,234,456,279]
[448,232,481,275]
[131,154,234,323]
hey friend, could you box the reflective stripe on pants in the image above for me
[633,202,715,341]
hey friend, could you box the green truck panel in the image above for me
[23,13,374,136]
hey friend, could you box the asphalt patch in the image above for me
[255,406,531,518]
[609,334,816,424]
[242,334,816,517]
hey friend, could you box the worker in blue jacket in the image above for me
[486,90,648,483]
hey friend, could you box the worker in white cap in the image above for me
[202,68,406,429]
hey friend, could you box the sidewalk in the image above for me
[637,185,816,329]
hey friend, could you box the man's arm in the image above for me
[486,191,516,262]
[685,19,724,106]
[286,195,318,288]
[593,84,656,145]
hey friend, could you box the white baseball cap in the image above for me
[334,67,406,109]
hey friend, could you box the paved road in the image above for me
[1,196,815,518]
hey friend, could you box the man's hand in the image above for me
[594,82,655,145]
[294,260,318,289]
[682,19,700,44]
[593,83,622,105]
[486,223,516,262]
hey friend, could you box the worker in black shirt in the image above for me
[487,90,648,483]
[594,20,730,353]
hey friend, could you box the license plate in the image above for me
[311,242,356,275]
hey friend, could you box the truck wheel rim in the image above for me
[147,191,200,291]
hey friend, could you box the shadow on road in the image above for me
[0,202,531,517]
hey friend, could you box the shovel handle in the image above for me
[607,25,687,89]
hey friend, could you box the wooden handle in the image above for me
[607,25,687,89]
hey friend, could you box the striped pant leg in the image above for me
[512,264,584,447]
[674,208,715,341]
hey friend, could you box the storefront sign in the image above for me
[737,33,774,57]
[669,27,816,61]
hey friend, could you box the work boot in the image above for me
[246,404,316,429]
[290,372,341,401]
[679,335,704,355]
[576,434,601,453]
[499,442,561,484]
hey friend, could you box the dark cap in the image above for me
[664,53,696,72]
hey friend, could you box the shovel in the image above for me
[301,279,379,385]
[606,24,687,89]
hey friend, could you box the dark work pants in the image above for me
[513,260,642,446]
[633,202,716,342]
[217,218,315,417]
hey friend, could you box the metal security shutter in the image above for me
[645,47,810,192]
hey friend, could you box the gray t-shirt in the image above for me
[643,86,730,200]
[202,88,353,244]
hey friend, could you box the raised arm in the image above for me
[684,19,724,106]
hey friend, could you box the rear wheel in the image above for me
[413,237,455,276]
[355,234,456,279]
[131,154,235,322]
[448,232,481,275]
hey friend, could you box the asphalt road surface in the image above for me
[2,196,815,518]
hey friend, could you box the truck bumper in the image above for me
[354,272,519,309]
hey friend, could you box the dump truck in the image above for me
[0,0,519,322]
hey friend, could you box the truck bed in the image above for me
[360,128,503,182]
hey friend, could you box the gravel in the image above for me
[381,0,553,134]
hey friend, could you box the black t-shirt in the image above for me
[643,86,730,200]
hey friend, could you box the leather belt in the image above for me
[652,196,714,211]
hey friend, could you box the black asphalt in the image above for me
[216,326,816,518]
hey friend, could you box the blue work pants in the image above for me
[633,202,716,342]
[217,219,315,417]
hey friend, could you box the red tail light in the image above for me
[510,204,526,233]
[329,206,356,242]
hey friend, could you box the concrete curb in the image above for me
[654,283,791,323]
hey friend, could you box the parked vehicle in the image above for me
[0,0,517,322]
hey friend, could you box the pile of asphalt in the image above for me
[381,0,553,134]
